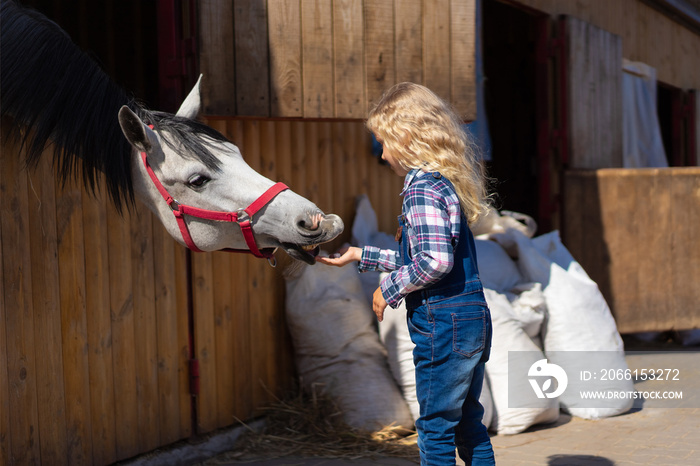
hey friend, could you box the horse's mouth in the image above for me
[282,243,321,265]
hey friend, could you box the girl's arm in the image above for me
[316,245,401,271]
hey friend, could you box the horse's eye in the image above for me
[188,174,210,188]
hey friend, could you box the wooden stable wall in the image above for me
[517,0,700,91]
[1,119,402,465]
[0,131,192,465]
[563,168,700,334]
[198,0,477,120]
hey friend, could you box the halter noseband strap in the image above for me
[140,137,288,259]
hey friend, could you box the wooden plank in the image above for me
[394,0,423,85]
[173,240,193,437]
[696,91,700,165]
[0,141,9,466]
[422,0,451,101]
[151,222,184,445]
[27,158,69,465]
[260,120,281,398]
[212,250,236,427]
[56,177,93,464]
[620,0,637,60]
[131,203,160,452]
[232,252,254,420]
[566,17,622,169]
[567,17,591,169]
[561,171,586,277]
[670,168,700,329]
[291,120,309,200]
[199,0,236,115]
[318,121,334,217]
[331,123,351,246]
[268,0,303,117]
[192,250,218,433]
[582,172,609,303]
[1,138,41,465]
[364,0,395,108]
[635,170,673,330]
[596,170,639,330]
[276,121,294,187]
[234,0,271,116]
[82,183,117,465]
[450,0,476,120]
[108,204,139,458]
[304,121,321,204]
[606,29,623,167]
[302,0,334,117]
[333,0,365,118]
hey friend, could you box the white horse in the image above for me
[1,0,342,264]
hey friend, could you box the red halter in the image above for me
[140,145,288,259]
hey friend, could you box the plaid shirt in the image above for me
[358,169,462,308]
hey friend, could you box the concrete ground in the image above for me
[128,345,699,466]
[208,348,700,466]
[201,406,699,466]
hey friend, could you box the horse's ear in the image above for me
[118,106,157,153]
[176,74,202,119]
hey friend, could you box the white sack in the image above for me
[352,194,399,305]
[480,372,495,431]
[474,239,524,293]
[285,260,414,431]
[484,289,559,435]
[472,208,537,239]
[378,299,420,424]
[505,230,634,419]
[505,282,547,342]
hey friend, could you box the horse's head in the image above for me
[118,76,343,264]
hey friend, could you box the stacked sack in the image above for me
[353,196,633,435]
[284,258,414,432]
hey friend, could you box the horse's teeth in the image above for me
[302,244,317,251]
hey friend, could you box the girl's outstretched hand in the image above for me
[315,246,362,267]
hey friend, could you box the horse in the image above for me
[0,0,343,265]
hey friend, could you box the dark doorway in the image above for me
[482,0,541,225]
[19,0,160,108]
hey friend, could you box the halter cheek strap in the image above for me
[140,132,288,258]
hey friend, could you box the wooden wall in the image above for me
[0,129,191,465]
[563,168,700,333]
[1,118,403,465]
[566,16,623,169]
[198,0,477,120]
[517,0,700,90]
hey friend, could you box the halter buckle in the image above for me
[235,208,250,224]
[169,199,183,213]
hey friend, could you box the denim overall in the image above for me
[400,173,494,465]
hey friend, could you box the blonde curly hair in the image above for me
[366,82,490,225]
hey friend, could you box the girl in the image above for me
[317,82,494,465]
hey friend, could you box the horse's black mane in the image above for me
[0,0,229,211]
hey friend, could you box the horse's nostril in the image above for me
[297,213,323,231]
